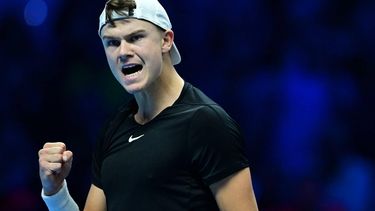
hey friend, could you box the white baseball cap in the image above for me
[98,0,181,65]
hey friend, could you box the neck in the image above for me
[133,66,184,125]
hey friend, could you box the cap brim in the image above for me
[170,42,181,65]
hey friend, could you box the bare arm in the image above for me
[84,184,107,211]
[210,167,258,211]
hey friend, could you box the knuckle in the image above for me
[38,149,44,157]
[43,142,53,148]
[43,142,66,148]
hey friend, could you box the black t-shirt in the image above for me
[92,82,249,211]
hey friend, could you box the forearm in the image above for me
[41,180,79,211]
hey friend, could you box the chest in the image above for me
[100,113,193,193]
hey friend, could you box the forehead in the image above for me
[101,18,158,37]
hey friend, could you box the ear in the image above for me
[161,30,174,53]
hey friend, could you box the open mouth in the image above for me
[122,64,143,75]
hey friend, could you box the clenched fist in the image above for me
[38,142,73,196]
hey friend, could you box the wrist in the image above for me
[41,180,79,211]
[43,182,64,196]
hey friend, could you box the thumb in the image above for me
[62,150,73,174]
[62,150,73,163]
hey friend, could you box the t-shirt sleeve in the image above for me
[187,105,249,186]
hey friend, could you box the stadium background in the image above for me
[0,0,374,210]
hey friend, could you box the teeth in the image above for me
[126,64,136,68]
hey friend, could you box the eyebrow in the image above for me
[102,29,147,40]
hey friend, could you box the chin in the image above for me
[123,83,144,95]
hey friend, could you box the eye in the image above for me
[128,34,144,43]
[106,39,120,47]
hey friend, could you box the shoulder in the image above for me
[178,82,238,128]
[188,104,242,143]
[177,82,217,106]
[191,104,233,126]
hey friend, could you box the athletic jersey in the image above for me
[92,82,249,211]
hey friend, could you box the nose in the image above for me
[119,55,127,63]
[118,40,133,63]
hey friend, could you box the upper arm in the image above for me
[210,167,258,211]
[84,184,107,211]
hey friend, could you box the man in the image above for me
[38,0,258,210]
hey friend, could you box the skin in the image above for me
[100,18,185,124]
[38,18,258,211]
[38,142,73,196]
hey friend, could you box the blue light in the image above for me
[24,0,48,26]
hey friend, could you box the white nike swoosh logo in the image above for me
[128,134,145,143]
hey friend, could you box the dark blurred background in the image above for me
[1,0,374,210]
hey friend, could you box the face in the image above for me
[101,19,172,94]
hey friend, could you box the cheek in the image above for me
[105,50,116,62]
[105,53,121,78]
[105,53,117,69]
[106,55,114,67]
[109,66,123,85]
